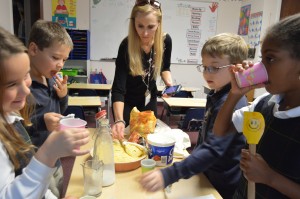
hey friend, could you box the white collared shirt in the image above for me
[6,112,23,124]
[233,93,300,132]
[0,112,57,199]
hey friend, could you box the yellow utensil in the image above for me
[243,111,265,199]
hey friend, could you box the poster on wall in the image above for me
[238,4,251,36]
[52,0,77,28]
[248,11,263,47]
[167,1,218,64]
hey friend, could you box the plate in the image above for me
[90,142,147,172]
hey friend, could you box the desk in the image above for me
[161,97,207,124]
[66,129,222,199]
[68,83,112,118]
[68,83,112,90]
[68,96,101,107]
[157,85,201,93]
[162,97,207,108]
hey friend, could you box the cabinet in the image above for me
[64,29,90,83]
[67,29,90,60]
[64,60,90,83]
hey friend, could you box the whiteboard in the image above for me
[90,0,218,64]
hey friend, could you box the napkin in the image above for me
[158,129,191,158]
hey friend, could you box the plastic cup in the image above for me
[81,159,103,197]
[141,159,156,173]
[60,118,87,150]
[60,118,87,130]
[234,62,268,88]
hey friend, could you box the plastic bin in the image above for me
[61,69,78,76]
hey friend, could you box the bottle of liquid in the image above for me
[93,111,115,186]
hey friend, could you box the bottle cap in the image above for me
[95,110,107,119]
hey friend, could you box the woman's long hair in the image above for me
[128,4,163,79]
[0,27,35,169]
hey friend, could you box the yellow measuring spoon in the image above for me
[243,111,265,199]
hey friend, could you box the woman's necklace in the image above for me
[142,48,153,97]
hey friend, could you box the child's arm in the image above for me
[213,91,242,136]
[241,149,300,198]
[213,65,265,136]
[213,65,250,136]
[35,128,90,167]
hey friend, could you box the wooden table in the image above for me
[68,83,112,90]
[68,83,112,117]
[157,85,201,93]
[66,129,222,199]
[68,96,101,107]
[162,97,207,108]
[161,97,207,124]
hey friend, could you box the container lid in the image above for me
[147,134,175,147]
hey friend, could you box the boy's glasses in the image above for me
[196,64,232,74]
[135,0,161,9]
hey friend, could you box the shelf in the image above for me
[66,29,90,60]
[64,60,90,83]
[65,29,90,83]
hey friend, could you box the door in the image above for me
[280,0,300,19]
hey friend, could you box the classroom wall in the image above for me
[0,0,14,33]
[240,0,282,96]
[42,0,240,98]
[41,0,281,98]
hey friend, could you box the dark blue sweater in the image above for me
[161,84,248,199]
[27,78,68,147]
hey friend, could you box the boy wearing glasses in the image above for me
[140,33,248,199]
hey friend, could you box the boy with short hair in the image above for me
[27,20,73,146]
[26,20,73,197]
[139,33,248,199]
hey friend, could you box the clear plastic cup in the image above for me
[141,159,156,173]
[81,159,103,197]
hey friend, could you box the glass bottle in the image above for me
[93,117,115,186]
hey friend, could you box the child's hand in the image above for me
[139,170,165,192]
[44,112,62,132]
[229,63,265,97]
[53,74,68,98]
[240,149,273,185]
[36,128,90,167]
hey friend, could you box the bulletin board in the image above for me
[90,0,218,64]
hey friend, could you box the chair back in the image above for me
[179,108,205,130]
[173,91,193,98]
[78,89,98,96]
[63,106,86,120]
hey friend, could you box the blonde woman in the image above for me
[111,0,173,139]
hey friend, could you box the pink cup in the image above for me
[234,62,268,88]
[60,118,87,130]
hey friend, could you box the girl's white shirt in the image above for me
[233,93,300,132]
[0,112,57,199]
